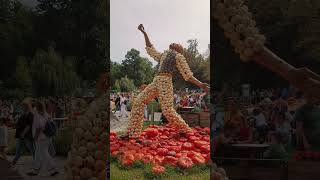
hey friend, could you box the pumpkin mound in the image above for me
[110,125,210,173]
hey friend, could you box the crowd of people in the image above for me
[0,98,60,176]
[110,89,210,119]
[0,98,71,127]
[212,86,320,159]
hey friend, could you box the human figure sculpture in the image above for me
[123,24,210,138]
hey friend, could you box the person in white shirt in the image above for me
[120,94,128,118]
[27,102,58,177]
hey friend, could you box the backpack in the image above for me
[43,119,57,137]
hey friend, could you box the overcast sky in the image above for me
[111,0,210,65]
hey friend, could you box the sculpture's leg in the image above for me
[126,82,158,137]
[157,76,192,133]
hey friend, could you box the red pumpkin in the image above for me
[152,165,166,174]
[157,148,168,156]
[163,156,178,167]
[121,153,135,167]
[182,142,194,150]
[194,141,208,148]
[154,156,164,165]
[134,153,143,161]
[177,157,194,169]
[111,151,119,157]
[203,127,210,134]
[145,128,159,138]
[142,154,154,164]
[188,136,200,142]
[180,138,188,142]
[160,135,169,139]
[202,136,210,142]
[191,153,206,165]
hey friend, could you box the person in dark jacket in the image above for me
[12,99,35,166]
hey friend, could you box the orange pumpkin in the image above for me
[152,165,166,174]
[121,153,135,167]
[191,153,206,165]
[177,157,194,169]
[142,154,154,164]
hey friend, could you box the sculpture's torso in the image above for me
[158,50,177,74]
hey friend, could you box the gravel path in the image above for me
[110,110,162,133]
[110,111,129,133]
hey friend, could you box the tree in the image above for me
[15,56,33,95]
[110,61,122,86]
[118,76,136,92]
[121,49,155,87]
[30,47,80,96]
[35,0,108,83]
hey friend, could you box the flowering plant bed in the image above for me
[110,125,211,178]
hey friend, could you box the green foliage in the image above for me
[121,49,155,87]
[0,0,108,96]
[15,56,33,95]
[115,76,136,92]
[30,47,80,96]
[111,62,122,86]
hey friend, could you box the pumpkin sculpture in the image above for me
[213,0,320,100]
[64,94,109,180]
[124,24,210,138]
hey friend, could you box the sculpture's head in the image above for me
[169,43,184,54]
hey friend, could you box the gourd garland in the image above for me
[65,94,108,180]
[213,0,265,62]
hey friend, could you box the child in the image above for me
[264,132,288,159]
[0,118,8,159]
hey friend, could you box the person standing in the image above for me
[12,99,35,166]
[27,102,58,176]
[120,94,128,118]
[0,118,8,159]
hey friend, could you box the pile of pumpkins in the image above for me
[213,0,266,62]
[111,125,210,174]
[64,94,109,180]
[211,163,230,180]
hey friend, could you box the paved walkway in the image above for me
[110,111,162,132]
[2,156,66,180]
[0,159,23,180]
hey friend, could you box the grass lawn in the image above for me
[110,162,210,180]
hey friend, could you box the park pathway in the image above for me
[0,159,23,180]
[110,110,162,133]
[1,156,66,180]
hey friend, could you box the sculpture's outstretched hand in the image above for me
[138,24,145,33]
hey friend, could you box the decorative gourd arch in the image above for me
[213,0,320,100]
